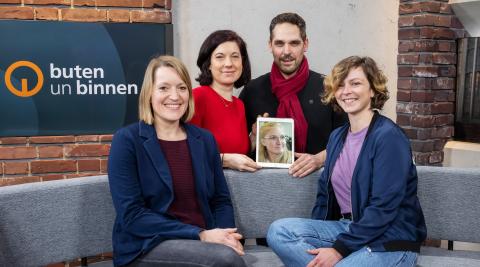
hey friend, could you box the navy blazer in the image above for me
[108,121,235,266]
[312,113,426,257]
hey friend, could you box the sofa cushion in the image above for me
[420,246,480,260]
[417,256,480,267]
[417,246,480,266]
[89,260,114,267]
[87,246,285,267]
[243,245,284,267]
[242,245,480,267]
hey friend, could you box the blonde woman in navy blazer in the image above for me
[108,55,246,267]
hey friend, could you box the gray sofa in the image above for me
[0,166,479,267]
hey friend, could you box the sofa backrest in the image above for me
[224,166,480,244]
[223,168,318,239]
[0,175,114,267]
[415,166,480,243]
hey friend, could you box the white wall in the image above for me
[173,0,399,120]
[443,141,480,167]
[450,0,480,37]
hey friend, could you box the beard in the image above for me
[277,55,300,75]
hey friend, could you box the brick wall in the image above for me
[0,0,172,186]
[397,0,465,165]
[0,0,171,22]
[0,135,112,186]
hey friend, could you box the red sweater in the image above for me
[190,86,250,154]
[159,139,206,229]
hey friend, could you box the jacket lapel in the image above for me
[184,124,208,196]
[139,121,174,194]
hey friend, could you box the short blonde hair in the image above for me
[138,55,194,124]
[322,56,389,112]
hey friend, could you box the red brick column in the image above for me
[0,0,172,186]
[397,0,465,165]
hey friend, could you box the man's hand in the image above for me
[289,150,326,178]
[199,228,245,255]
[223,153,261,172]
[306,248,343,267]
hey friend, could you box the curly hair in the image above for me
[322,56,389,112]
[195,30,251,88]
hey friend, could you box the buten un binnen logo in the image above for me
[4,61,44,97]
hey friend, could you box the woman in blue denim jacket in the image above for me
[267,56,426,267]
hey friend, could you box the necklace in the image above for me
[219,95,232,107]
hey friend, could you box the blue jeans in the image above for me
[267,218,418,267]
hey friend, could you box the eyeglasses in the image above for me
[263,135,287,141]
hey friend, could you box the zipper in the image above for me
[366,246,372,256]
[324,168,333,221]
[349,112,377,222]
[324,130,346,221]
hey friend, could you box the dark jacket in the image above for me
[108,121,235,266]
[312,112,427,257]
[239,71,345,155]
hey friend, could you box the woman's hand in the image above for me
[199,228,245,255]
[223,153,261,172]
[306,248,343,267]
[249,113,269,151]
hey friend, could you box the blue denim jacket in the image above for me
[312,112,427,257]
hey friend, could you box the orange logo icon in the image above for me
[4,61,44,97]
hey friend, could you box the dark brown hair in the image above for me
[195,30,251,88]
[269,12,307,41]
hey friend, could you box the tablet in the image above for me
[256,117,294,168]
